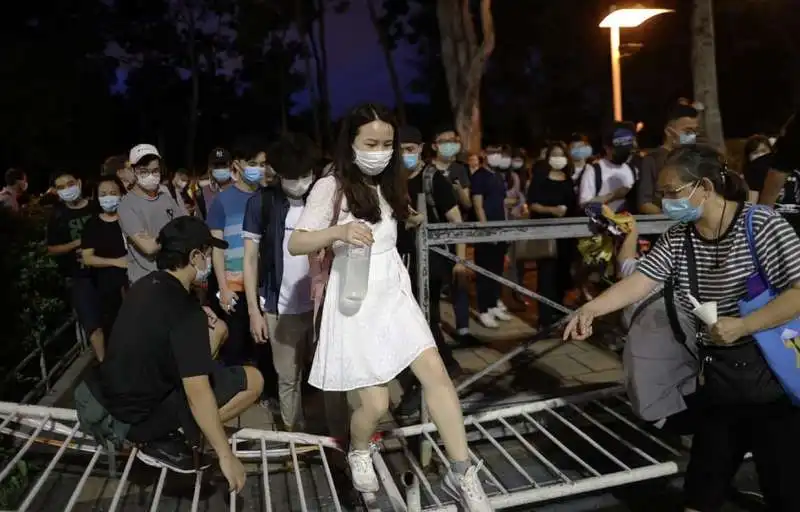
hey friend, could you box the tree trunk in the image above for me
[180,0,200,170]
[437,0,494,152]
[692,0,725,151]
[315,0,333,147]
[366,0,406,124]
[295,0,322,144]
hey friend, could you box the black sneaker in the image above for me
[137,437,211,474]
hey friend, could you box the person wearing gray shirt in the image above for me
[119,144,186,283]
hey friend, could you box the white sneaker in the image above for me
[496,300,508,312]
[479,312,499,328]
[490,307,512,321]
[347,450,380,492]
[443,462,494,511]
[456,327,470,336]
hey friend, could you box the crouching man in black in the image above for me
[75,216,263,492]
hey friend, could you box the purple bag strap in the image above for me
[744,205,771,289]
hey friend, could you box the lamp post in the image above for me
[600,6,673,121]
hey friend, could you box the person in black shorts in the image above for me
[86,216,262,489]
[80,176,129,360]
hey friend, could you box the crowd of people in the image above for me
[3,100,800,511]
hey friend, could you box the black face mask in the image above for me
[611,147,632,165]
[746,153,773,175]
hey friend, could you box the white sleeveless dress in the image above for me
[296,175,436,391]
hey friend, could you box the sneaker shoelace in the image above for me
[350,452,373,474]
[459,460,488,501]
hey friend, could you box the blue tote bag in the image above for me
[738,206,800,405]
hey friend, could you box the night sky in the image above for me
[291,2,427,117]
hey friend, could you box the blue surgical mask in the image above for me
[212,168,232,182]
[57,185,81,203]
[99,195,121,212]
[438,142,461,158]
[662,182,704,222]
[679,132,697,145]
[243,166,264,183]
[402,153,419,169]
[571,145,593,161]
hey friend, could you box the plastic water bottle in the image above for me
[339,243,371,315]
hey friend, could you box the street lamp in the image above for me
[599,7,673,121]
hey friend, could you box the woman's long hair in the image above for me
[332,103,409,224]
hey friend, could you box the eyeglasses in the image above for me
[660,181,698,199]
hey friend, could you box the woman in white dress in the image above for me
[288,104,492,511]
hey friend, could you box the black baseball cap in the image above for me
[158,216,228,253]
[399,125,423,144]
[604,121,636,148]
[208,148,232,168]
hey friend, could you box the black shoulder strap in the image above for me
[664,279,697,359]
[261,187,273,235]
[593,163,603,196]
[683,227,699,300]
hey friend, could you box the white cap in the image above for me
[129,144,161,165]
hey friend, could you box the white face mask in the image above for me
[487,154,503,168]
[138,174,161,191]
[194,255,212,283]
[353,148,393,176]
[549,156,568,170]
[511,159,524,169]
[498,156,512,169]
[282,176,313,197]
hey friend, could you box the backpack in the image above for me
[622,279,698,422]
[591,162,639,212]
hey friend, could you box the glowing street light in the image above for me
[599,7,673,121]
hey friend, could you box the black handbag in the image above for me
[684,229,785,405]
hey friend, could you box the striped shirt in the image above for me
[637,203,800,345]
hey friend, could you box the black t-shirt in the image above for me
[471,168,507,222]
[99,271,214,424]
[527,173,577,218]
[81,215,128,290]
[46,202,97,279]
[399,169,458,254]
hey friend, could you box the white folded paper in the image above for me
[692,301,718,326]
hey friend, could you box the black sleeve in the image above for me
[81,217,99,250]
[564,180,577,214]
[169,307,215,379]
[432,172,458,218]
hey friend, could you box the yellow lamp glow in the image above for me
[599,8,674,120]
[599,8,673,28]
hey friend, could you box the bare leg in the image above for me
[219,366,263,423]
[350,385,389,451]
[203,306,228,359]
[410,348,469,462]
[89,328,105,362]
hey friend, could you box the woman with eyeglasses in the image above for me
[565,144,800,512]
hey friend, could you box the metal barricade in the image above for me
[414,193,675,397]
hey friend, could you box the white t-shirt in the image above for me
[578,159,636,212]
[279,198,313,314]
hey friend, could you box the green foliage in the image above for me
[0,205,69,392]
[0,457,29,509]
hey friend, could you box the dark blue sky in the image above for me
[110,2,427,118]
[291,2,427,117]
